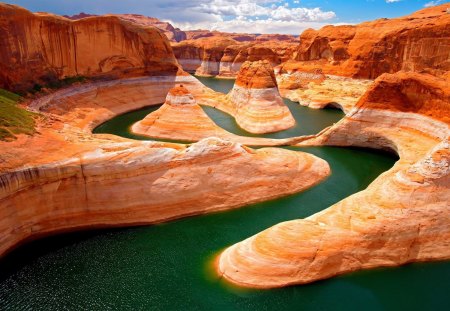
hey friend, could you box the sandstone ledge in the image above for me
[217,72,450,288]
[0,75,330,257]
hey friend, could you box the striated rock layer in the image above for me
[172,37,297,77]
[275,64,373,113]
[218,72,450,288]
[227,61,295,133]
[131,85,293,145]
[293,4,450,78]
[0,74,330,257]
[0,4,181,92]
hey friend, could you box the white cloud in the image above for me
[196,0,335,22]
[424,0,443,7]
[385,0,401,3]
[7,0,338,34]
[172,18,349,35]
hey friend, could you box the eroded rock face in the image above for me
[0,75,330,257]
[172,37,297,76]
[0,4,181,92]
[218,72,450,288]
[66,13,187,42]
[293,4,450,78]
[227,61,295,133]
[131,85,294,145]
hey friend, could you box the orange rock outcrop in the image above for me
[66,13,187,42]
[172,37,297,76]
[131,85,295,145]
[218,71,450,288]
[293,4,450,78]
[226,61,295,133]
[0,4,181,92]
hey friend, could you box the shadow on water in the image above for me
[1,77,449,311]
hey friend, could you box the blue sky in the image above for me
[3,0,448,34]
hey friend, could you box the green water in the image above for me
[1,77,449,310]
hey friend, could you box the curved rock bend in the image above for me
[218,72,450,288]
[226,61,296,133]
[0,74,330,257]
[131,85,293,145]
[0,4,181,92]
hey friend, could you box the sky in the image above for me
[3,0,448,34]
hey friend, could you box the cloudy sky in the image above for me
[4,0,447,34]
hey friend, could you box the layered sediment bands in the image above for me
[173,38,238,76]
[275,65,373,113]
[131,85,293,146]
[293,4,450,78]
[218,72,450,288]
[0,74,330,257]
[0,4,180,92]
[0,136,330,257]
[227,61,295,133]
[172,37,297,77]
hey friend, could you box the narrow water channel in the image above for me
[1,77,448,311]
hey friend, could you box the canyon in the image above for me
[0,1,449,305]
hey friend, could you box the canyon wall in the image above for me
[293,3,450,78]
[172,37,297,76]
[218,71,450,288]
[65,13,187,42]
[171,4,449,79]
[0,4,181,92]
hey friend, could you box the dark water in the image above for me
[1,77,448,311]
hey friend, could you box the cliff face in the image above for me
[295,4,450,78]
[218,72,450,288]
[172,37,297,76]
[66,13,187,42]
[0,4,181,92]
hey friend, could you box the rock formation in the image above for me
[0,73,330,257]
[275,64,373,113]
[172,37,238,76]
[293,4,450,78]
[131,85,293,145]
[172,37,297,76]
[65,13,187,42]
[218,72,450,288]
[0,4,181,92]
[227,61,295,133]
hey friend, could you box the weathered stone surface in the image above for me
[227,61,296,133]
[0,4,181,92]
[65,13,187,42]
[218,72,450,288]
[131,85,295,145]
[173,37,297,76]
[293,4,450,78]
[0,74,329,257]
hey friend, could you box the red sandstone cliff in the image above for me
[0,4,181,92]
[173,37,297,76]
[294,3,450,78]
[65,13,187,42]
